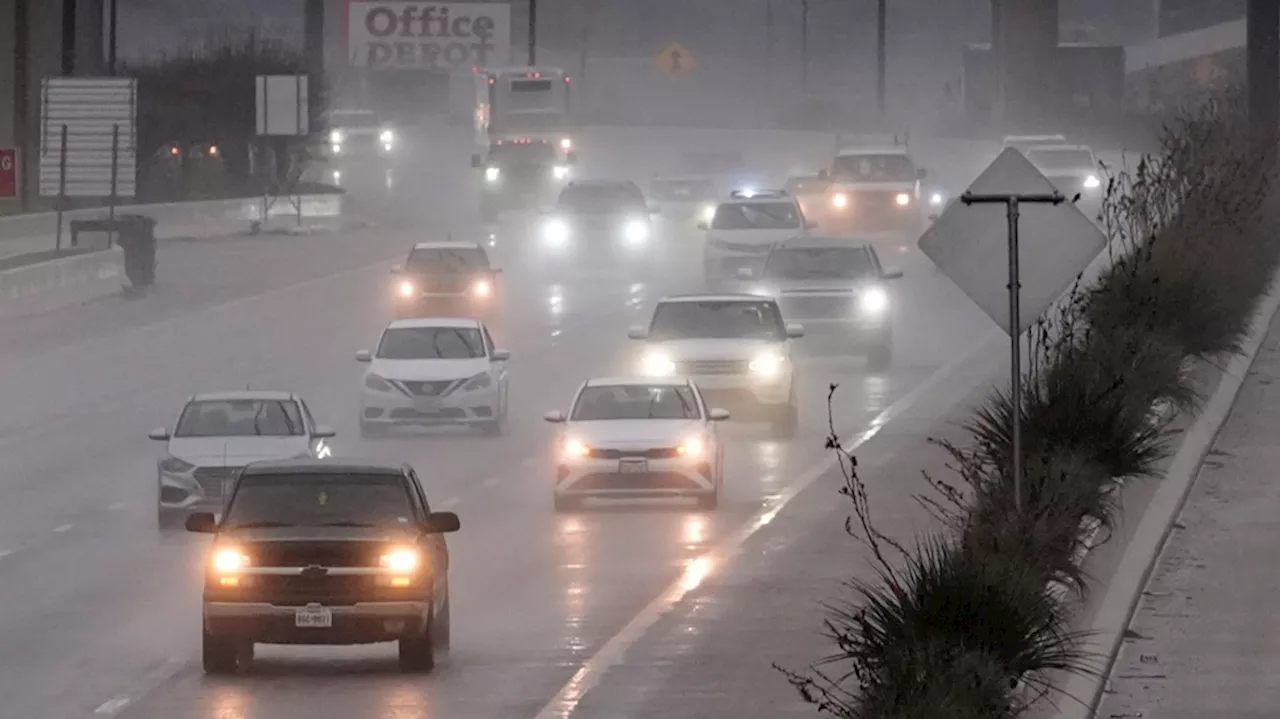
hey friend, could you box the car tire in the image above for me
[867,342,892,372]
[771,402,799,440]
[398,622,436,673]
[434,590,451,655]
[553,494,580,513]
[202,629,241,675]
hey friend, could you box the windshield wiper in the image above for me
[226,521,296,529]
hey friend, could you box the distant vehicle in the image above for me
[472,66,577,169]
[538,180,659,259]
[186,458,460,674]
[783,172,834,218]
[648,174,718,221]
[544,377,729,512]
[390,240,502,322]
[627,293,805,438]
[149,391,336,530]
[477,137,574,221]
[699,189,815,286]
[356,318,510,437]
[324,109,397,160]
[745,237,903,370]
[1024,144,1104,199]
[821,144,941,236]
[1001,134,1069,154]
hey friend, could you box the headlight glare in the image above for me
[677,436,705,458]
[1083,174,1101,189]
[699,204,716,223]
[473,279,492,297]
[552,165,570,180]
[212,547,248,573]
[329,130,345,144]
[860,287,889,314]
[379,129,395,144]
[640,351,676,377]
[749,353,785,377]
[623,218,649,244]
[484,166,500,182]
[396,280,416,298]
[563,437,590,459]
[831,192,849,209]
[543,218,570,245]
[379,547,419,572]
[894,192,911,206]
[929,192,944,206]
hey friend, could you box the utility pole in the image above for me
[107,0,118,74]
[15,0,31,211]
[304,0,324,116]
[528,0,537,65]
[61,0,77,75]
[876,0,887,122]
[800,0,809,95]
[1247,0,1280,136]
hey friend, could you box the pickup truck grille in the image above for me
[676,360,748,375]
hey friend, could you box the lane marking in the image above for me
[0,549,13,560]
[482,476,503,488]
[532,326,1002,719]
[53,523,72,533]
[93,696,131,715]
[108,501,128,511]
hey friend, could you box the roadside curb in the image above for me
[1052,278,1280,719]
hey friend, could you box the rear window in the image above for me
[711,202,801,230]
[223,473,415,528]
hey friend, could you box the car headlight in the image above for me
[749,285,777,297]
[543,218,570,245]
[379,129,395,144]
[563,437,590,459]
[831,192,849,209]
[748,352,786,377]
[623,218,649,244]
[894,192,911,206]
[212,547,249,573]
[677,435,706,458]
[699,204,716,223]
[640,351,676,377]
[929,192,944,206]
[1083,174,1101,189]
[860,286,889,314]
[560,137,573,150]
[473,279,492,297]
[396,279,416,298]
[329,130,345,144]
[552,165,570,180]
[159,455,195,474]
[485,166,500,182]
[364,373,393,392]
[331,143,342,154]
[379,547,419,573]
[461,371,493,391]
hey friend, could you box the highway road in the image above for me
[0,125,996,719]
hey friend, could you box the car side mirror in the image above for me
[356,350,372,363]
[917,168,928,179]
[313,424,337,439]
[543,410,567,423]
[185,512,217,533]
[470,154,482,168]
[735,267,755,280]
[148,426,170,441]
[709,408,730,421]
[627,325,648,340]
[491,349,511,362]
[696,221,709,230]
[881,267,904,280]
[786,323,806,338]
[424,511,461,534]
[566,151,578,165]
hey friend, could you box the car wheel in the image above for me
[398,622,436,672]
[434,590,451,655]
[771,402,798,440]
[202,629,241,675]
[867,342,892,372]
[553,494,580,513]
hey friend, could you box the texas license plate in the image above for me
[295,606,333,628]
[618,459,649,474]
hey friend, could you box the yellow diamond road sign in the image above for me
[656,42,694,76]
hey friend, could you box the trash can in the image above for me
[115,214,157,287]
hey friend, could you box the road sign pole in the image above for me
[528,0,537,65]
[55,125,67,252]
[800,0,809,95]
[108,124,119,248]
[961,191,1064,513]
[876,0,887,122]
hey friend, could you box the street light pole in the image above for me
[107,0,118,74]
[876,0,886,122]
[14,0,31,211]
[800,0,809,94]
[1247,0,1280,136]
[528,0,537,65]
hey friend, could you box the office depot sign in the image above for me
[347,1,511,70]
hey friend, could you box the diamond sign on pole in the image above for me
[917,147,1107,336]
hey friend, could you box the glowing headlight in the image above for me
[929,192,944,206]
[738,188,758,198]
[329,130,345,144]
[473,279,492,297]
[860,287,889,314]
[640,351,676,377]
[560,137,573,150]
[894,192,911,206]
[396,280,416,298]
[563,437,590,459]
[212,547,248,573]
[484,166,500,182]
[552,165,570,180]
[1083,174,1101,189]
[331,143,342,154]
[379,129,395,144]
[831,192,849,209]
[748,285,776,297]
[379,547,419,573]
[543,218,570,245]
[677,436,705,458]
[700,204,716,223]
[623,218,649,244]
[749,352,786,377]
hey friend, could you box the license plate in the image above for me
[619,459,649,474]
[295,606,332,628]
[414,397,442,413]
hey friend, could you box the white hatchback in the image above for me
[544,377,729,512]
[356,318,510,437]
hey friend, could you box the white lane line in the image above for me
[532,326,1003,719]
[53,523,73,533]
[481,476,503,488]
[0,549,13,560]
[108,501,129,511]
[93,696,131,716]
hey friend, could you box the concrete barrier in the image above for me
[0,246,126,320]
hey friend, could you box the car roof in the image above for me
[566,179,638,188]
[719,192,794,205]
[240,458,408,476]
[1024,143,1094,154]
[584,376,692,388]
[385,317,482,330]
[190,390,296,402]
[835,145,910,157]
[412,240,484,251]
[1003,134,1067,143]
[774,235,876,251]
[657,293,774,304]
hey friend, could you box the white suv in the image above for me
[627,294,804,438]
[698,190,814,286]
[356,318,510,437]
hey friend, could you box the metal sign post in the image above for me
[960,191,1064,511]
[108,124,120,248]
[55,126,67,252]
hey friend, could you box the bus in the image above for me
[471,66,575,167]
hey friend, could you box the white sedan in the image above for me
[357,317,510,437]
[543,377,729,512]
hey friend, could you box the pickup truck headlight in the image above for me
[623,218,649,244]
[396,280,416,298]
[485,166,500,182]
[329,130,345,144]
[379,547,419,572]
[212,547,249,573]
[552,165,570,180]
[1083,174,1101,189]
[543,218,570,245]
[379,129,395,144]
[640,350,676,377]
[749,352,786,377]
[860,287,889,314]
[831,192,849,209]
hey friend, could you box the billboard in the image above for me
[346,1,511,70]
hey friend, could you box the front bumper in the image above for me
[158,468,238,517]
[683,370,793,406]
[361,383,500,426]
[204,600,429,645]
[555,456,715,498]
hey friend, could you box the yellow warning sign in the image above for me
[655,42,695,76]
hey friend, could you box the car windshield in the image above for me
[377,327,485,360]
[711,202,801,230]
[174,399,305,438]
[406,247,489,273]
[222,473,415,528]
[489,143,556,166]
[558,184,646,213]
[765,247,876,280]
[831,154,916,182]
[649,300,785,341]
[1026,149,1095,171]
[330,111,379,129]
[571,385,701,421]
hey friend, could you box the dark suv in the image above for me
[390,240,502,321]
[185,458,460,674]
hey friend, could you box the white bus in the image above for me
[472,66,575,166]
